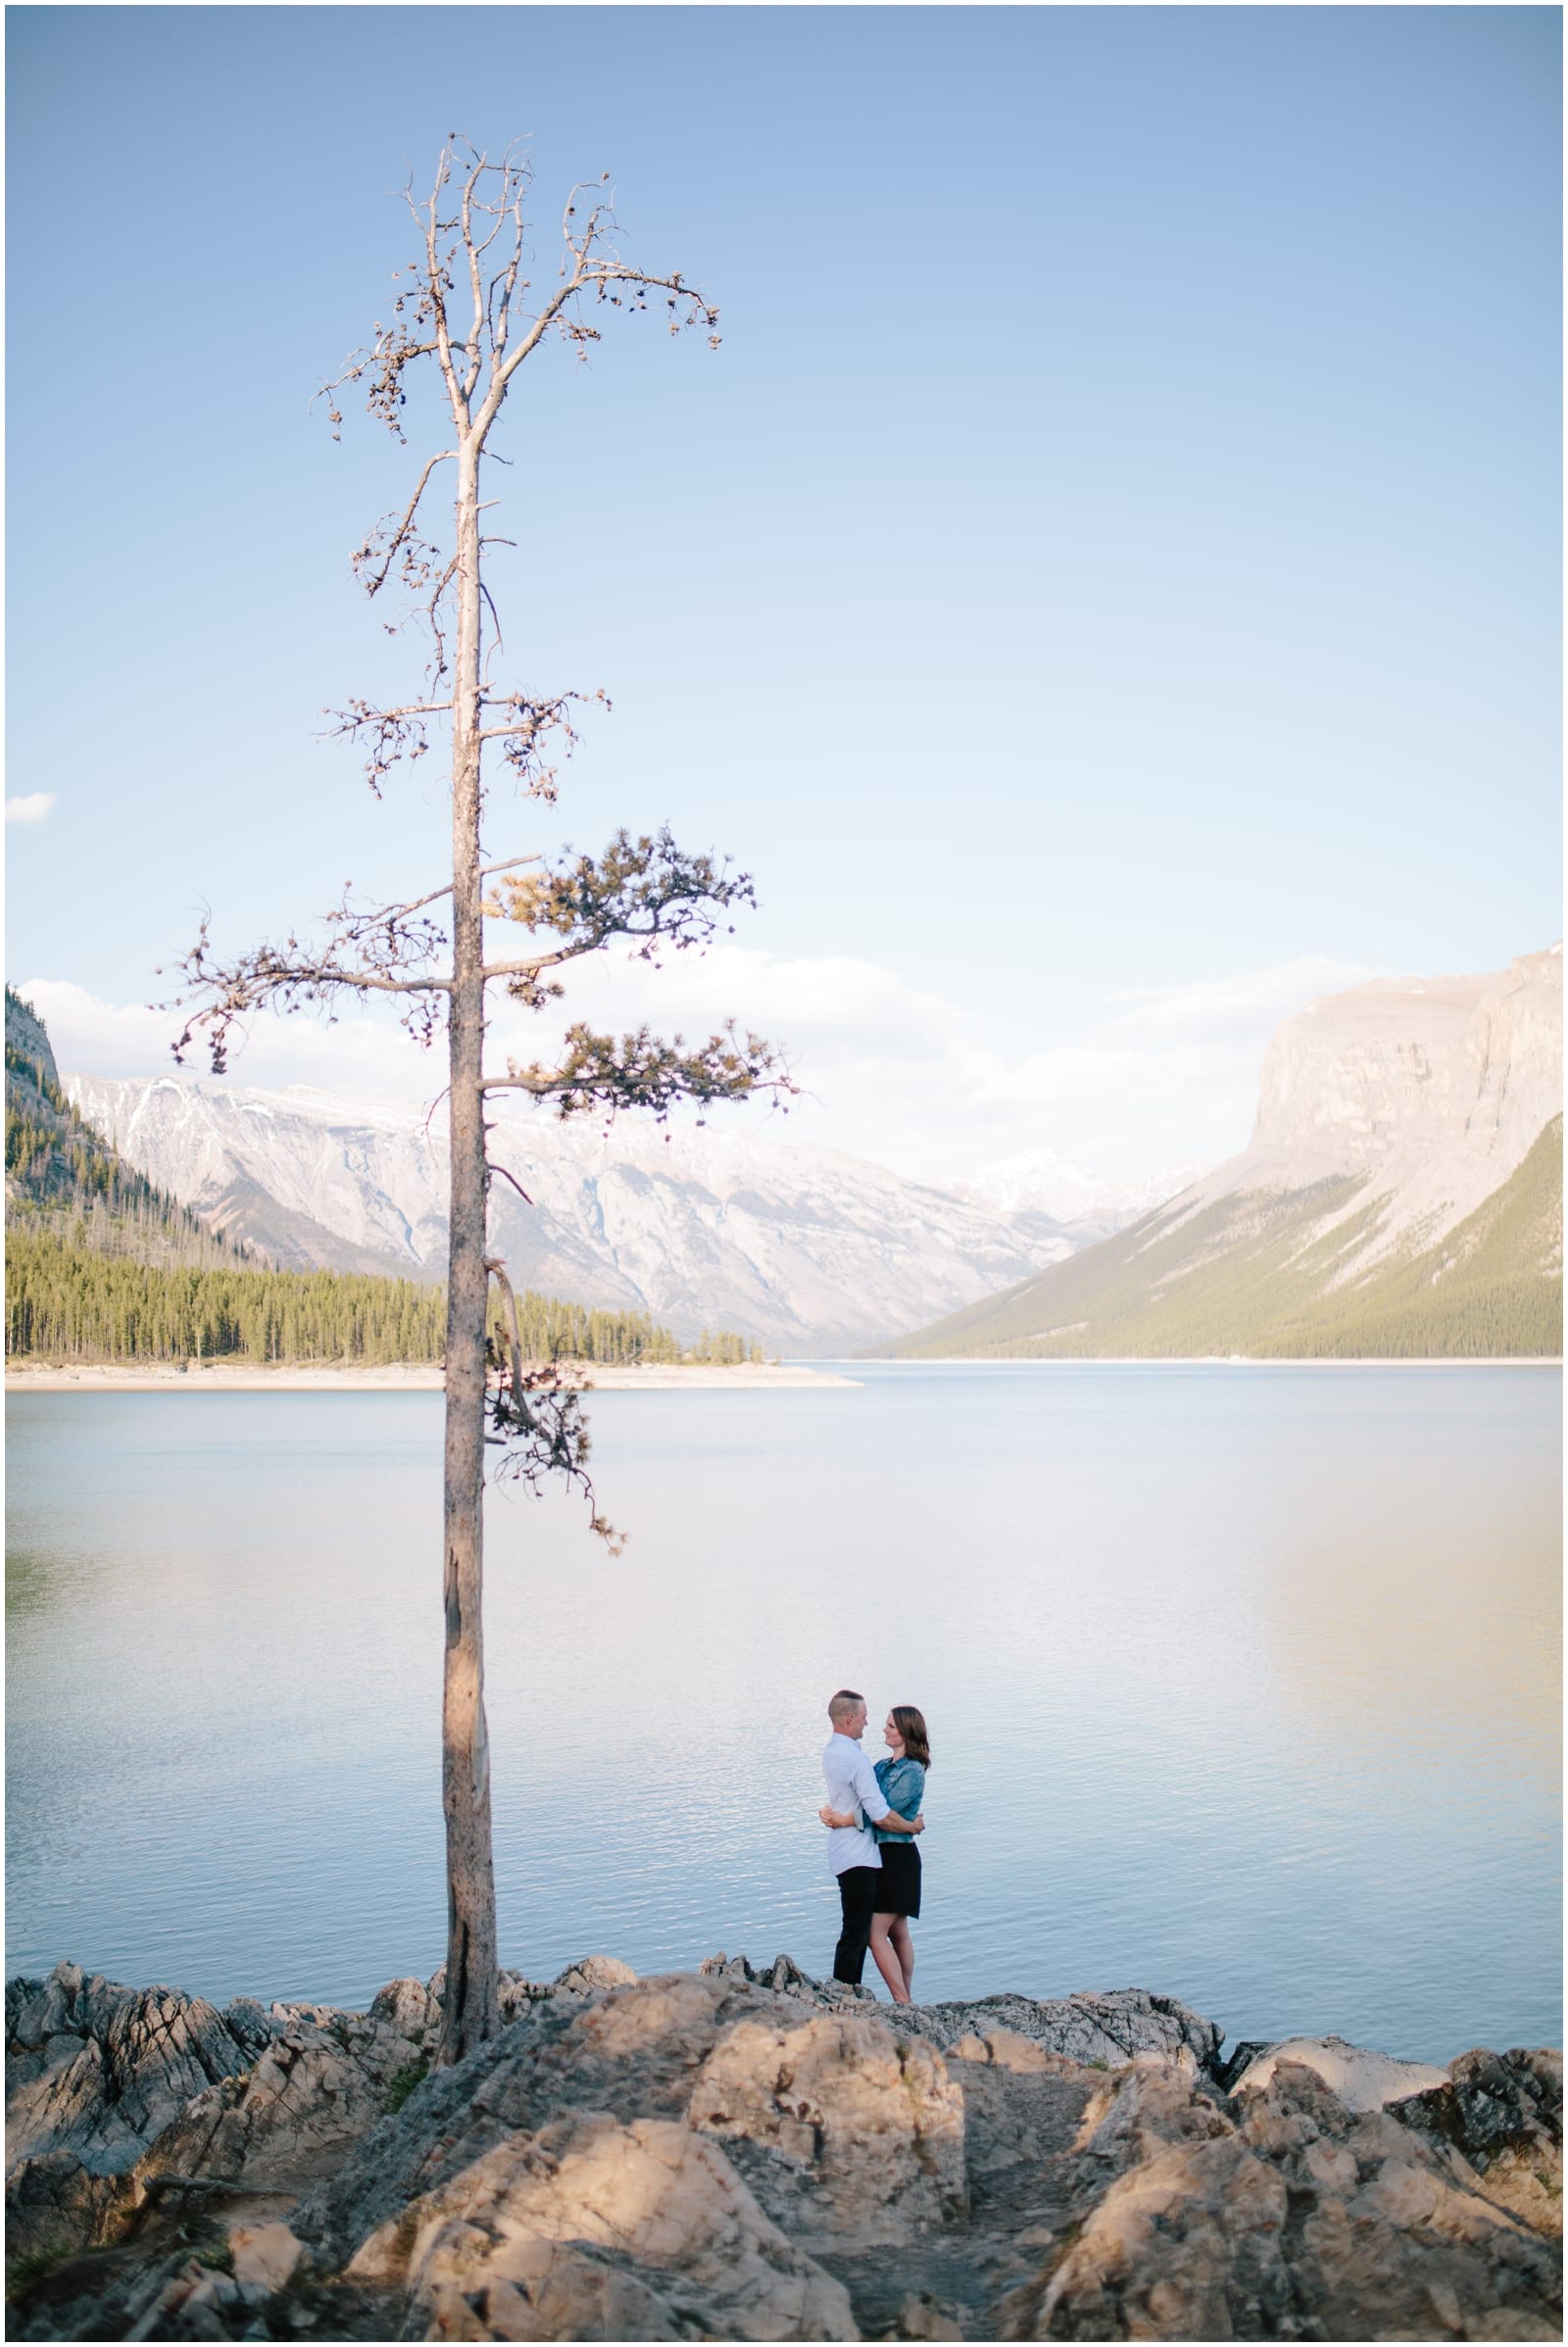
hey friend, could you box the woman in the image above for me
[820,1705,930,2004]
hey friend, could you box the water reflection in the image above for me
[1250,1443,1560,1778]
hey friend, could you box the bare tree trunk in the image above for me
[173,151,750,2066]
[438,434,500,2065]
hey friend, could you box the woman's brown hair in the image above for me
[892,1705,931,1768]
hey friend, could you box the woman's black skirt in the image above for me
[875,1839,921,1919]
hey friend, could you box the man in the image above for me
[821,1687,923,1985]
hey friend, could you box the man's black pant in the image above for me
[833,1864,880,1984]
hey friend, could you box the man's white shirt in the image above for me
[821,1733,892,1879]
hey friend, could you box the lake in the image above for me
[5,1364,1560,2066]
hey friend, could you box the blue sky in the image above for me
[7,7,1560,1178]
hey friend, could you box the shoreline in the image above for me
[4,1360,860,1394]
[856,1354,1562,1370]
[6,1355,1556,1392]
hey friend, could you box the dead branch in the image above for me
[480,1262,620,1549]
[165,901,451,1074]
[486,1161,534,1206]
[353,451,457,597]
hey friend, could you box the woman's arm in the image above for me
[818,1803,923,1833]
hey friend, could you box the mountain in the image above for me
[9,996,754,1369]
[877,948,1563,1360]
[63,1075,1090,1353]
[5,989,246,1269]
[948,1149,1208,1243]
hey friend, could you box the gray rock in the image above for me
[886,1984,1224,2075]
[6,1973,252,2176]
[688,2005,967,2243]
[220,1996,283,2053]
[226,2219,307,2294]
[1001,2053,1562,2340]
[299,1972,814,2269]
[701,1949,877,2007]
[3,2147,123,2265]
[554,1952,639,1996]
[122,2010,427,2203]
[9,1962,83,2051]
[1227,2030,1450,2113]
[346,2108,856,2341]
[695,1957,1222,2071]
[5,1958,1560,2344]
[6,1962,96,2056]
[1394,2046,1564,2239]
[367,1976,437,2039]
[5,1976,46,2045]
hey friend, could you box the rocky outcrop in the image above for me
[1224,2030,1452,2113]
[3,1953,639,2274]
[346,2112,856,2341]
[1237,947,1563,1247]
[998,2050,1563,2341]
[5,988,60,1096]
[6,1954,1560,2343]
[1396,2046,1564,2241]
[688,2009,967,2243]
[6,1965,256,2176]
[695,1952,1223,2070]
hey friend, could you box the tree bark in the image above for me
[437,433,500,2065]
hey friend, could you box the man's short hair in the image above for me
[828,1688,865,1726]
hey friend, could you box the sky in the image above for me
[6,6,1561,1183]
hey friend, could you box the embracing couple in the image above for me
[818,1687,931,2005]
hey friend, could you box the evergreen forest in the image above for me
[6,1232,762,1367]
[5,990,766,1369]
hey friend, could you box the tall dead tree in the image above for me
[171,144,789,2066]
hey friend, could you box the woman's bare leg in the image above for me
[889,1917,915,2001]
[868,1914,909,2002]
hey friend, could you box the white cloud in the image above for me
[6,793,56,826]
[21,978,442,1106]
[24,947,1381,1188]
[1101,957,1377,1043]
[933,955,1379,1179]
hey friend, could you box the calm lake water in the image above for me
[6,1365,1561,2065]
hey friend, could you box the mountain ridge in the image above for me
[62,1074,1094,1351]
[875,948,1562,1360]
[5,988,249,1271]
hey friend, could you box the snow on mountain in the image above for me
[63,1074,1086,1352]
[950,1149,1208,1234]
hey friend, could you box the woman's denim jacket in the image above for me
[872,1754,925,1845]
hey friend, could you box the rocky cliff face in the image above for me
[63,1076,1085,1350]
[5,1953,1560,2342]
[6,995,249,1267]
[883,948,1563,1360]
[5,988,60,1094]
[1196,945,1563,1253]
